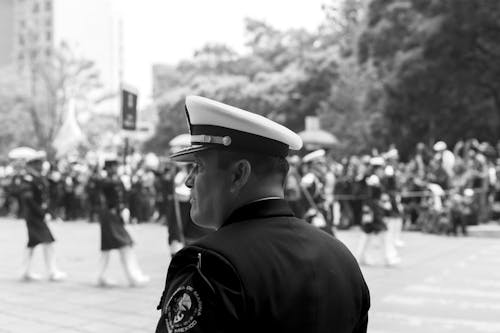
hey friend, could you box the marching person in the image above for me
[356,156,400,266]
[155,96,370,333]
[160,162,185,254]
[301,149,334,235]
[96,156,149,287]
[20,150,67,281]
[284,155,306,218]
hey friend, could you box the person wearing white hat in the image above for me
[356,156,401,267]
[300,149,335,235]
[155,96,369,333]
[433,140,447,152]
[19,151,67,281]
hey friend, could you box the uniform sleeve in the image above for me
[156,248,244,333]
[353,280,370,333]
[20,179,45,218]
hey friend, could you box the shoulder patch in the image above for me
[164,285,203,332]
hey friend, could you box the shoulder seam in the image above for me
[187,245,249,318]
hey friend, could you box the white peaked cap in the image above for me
[26,150,47,163]
[170,96,303,161]
[369,156,385,166]
[302,149,326,163]
[433,141,447,151]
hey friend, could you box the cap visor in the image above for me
[169,145,213,162]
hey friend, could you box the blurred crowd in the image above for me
[1,138,500,238]
[285,138,500,237]
[0,152,175,224]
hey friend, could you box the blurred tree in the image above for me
[312,0,380,156]
[147,1,373,156]
[0,67,35,156]
[358,0,500,158]
[1,42,103,157]
[34,42,102,154]
[146,21,323,152]
[149,0,500,158]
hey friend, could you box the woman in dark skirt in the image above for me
[20,151,66,281]
[356,157,400,266]
[96,158,149,287]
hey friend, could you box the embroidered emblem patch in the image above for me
[165,285,202,332]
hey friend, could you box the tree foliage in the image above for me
[0,67,34,157]
[358,0,500,158]
[0,42,103,157]
[147,16,344,153]
[148,0,500,159]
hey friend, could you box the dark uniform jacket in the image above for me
[98,175,126,211]
[97,175,133,251]
[21,173,48,220]
[156,199,370,333]
[20,172,55,247]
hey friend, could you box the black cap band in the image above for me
[190,125,289,157]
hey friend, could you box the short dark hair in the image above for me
[215,149,289,183]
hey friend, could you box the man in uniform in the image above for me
[155,96,370,333]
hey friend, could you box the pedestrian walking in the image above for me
[96,156,149,287]
[155,96,370,333]
[20,150,67,281]
[160,162,185,254]
[356,156,401,266]
[301,149,334,235]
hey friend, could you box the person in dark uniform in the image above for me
[356,157,400,266]
[96,156,149,287]
[85,164,101,223]
[160,162,185,254]
[301,149,334,235]
[155,96,370,333]
[20,150,66,281]
[284,155,306,219]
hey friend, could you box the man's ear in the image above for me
[230,159,251,192]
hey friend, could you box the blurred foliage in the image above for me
[146,9,361,155]
[3,1,498,160]
[148,0,500,160]
[0,67,35,156]
[358,0,500,159]
[0,42,105,158]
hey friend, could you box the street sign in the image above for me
[121,85,138,130]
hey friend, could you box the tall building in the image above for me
[0,0,14,67]
[0,0,122,97]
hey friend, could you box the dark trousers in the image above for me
[449,210,467,236]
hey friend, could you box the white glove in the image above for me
[121,208,130,224]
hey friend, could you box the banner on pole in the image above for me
[121,85,138,130]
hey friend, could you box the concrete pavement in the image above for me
[0,218,499,332]
[0,219,169,333]
[350,230,500,333]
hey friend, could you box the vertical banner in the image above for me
[121,85,138,130]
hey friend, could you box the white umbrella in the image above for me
[169,133,191,148]
[8,146,37,160]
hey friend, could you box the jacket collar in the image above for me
[222,198,294,227]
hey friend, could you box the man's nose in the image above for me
[185,169,194,188]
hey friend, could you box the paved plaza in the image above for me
[0,218,499,332]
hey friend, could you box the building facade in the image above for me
[0,0,121,96]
